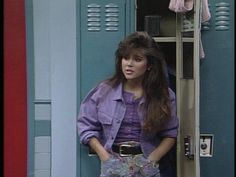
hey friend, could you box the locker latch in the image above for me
[200,134,214,157]
[184,135,194,160]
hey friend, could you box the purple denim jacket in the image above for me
[77,81,179,157]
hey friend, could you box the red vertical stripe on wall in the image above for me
[4,0,27,177]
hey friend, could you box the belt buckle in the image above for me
[119,144,132,157]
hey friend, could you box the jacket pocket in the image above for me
[98,110,113,125]
[98,110,114,140]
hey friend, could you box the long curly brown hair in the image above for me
[107,31,171,133]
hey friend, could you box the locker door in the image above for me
[77,0,134,176]
[200,1,234,177]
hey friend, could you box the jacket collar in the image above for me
[111,82,145,105]
[111,83,124,101]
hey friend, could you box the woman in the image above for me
[78,31,179,177]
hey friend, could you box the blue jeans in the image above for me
[100,154,161,177]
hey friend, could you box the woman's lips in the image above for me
[125,69,134,74]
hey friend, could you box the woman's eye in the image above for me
[135,57,142,62]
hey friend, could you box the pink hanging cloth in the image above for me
[168,0,211,59]
[168,0,194,13]
[201,0,211,23]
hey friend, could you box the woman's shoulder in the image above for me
[96,80,113,92]
[83,81,113,100]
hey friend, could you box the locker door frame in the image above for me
[176,0,201,177]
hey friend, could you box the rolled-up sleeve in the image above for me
[77,88,102,145]
[159,88,179,138]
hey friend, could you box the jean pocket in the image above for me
[135,155,160,177]
[101,155,129,176]
[141,162,160,177]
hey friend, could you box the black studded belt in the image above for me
[112,144,143,156]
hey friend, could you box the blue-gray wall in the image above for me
[26,0,77,177]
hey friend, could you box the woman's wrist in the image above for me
[98,151,110,161]
[88,137,110,161]
[148,153,159,163]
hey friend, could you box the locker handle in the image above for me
[184,135,194,160]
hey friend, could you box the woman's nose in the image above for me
[127,58,133,66]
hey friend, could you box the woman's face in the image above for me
[121,51,148,82]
